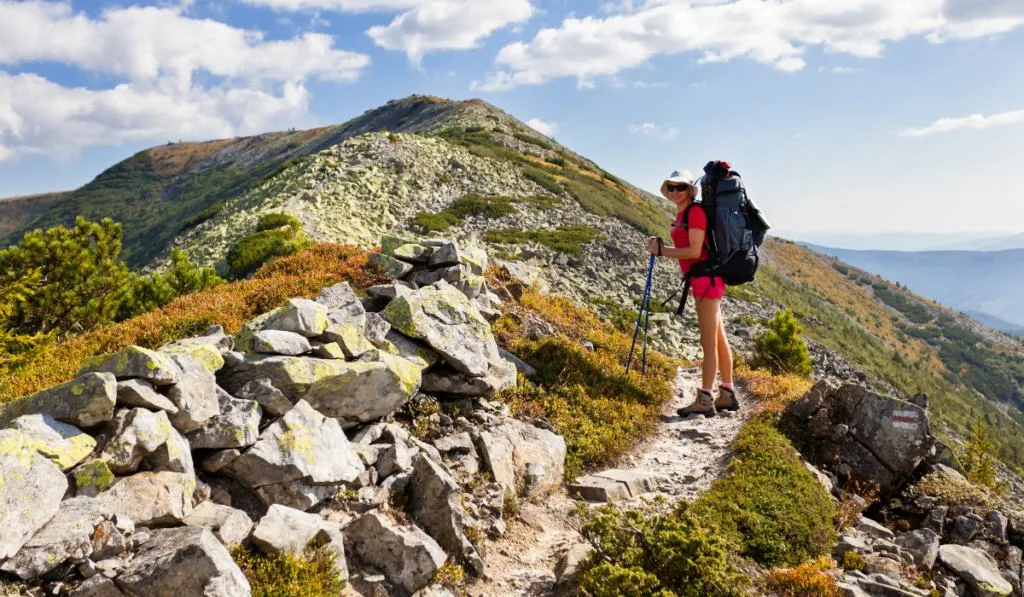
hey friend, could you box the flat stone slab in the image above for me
[568,469,658,503]
[592,469,658,497]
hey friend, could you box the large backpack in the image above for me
[671,160,770,314]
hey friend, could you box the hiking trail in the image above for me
[466,365,752,596]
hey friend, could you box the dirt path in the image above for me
[465,366,752,596]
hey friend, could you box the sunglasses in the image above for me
[666,183,691,192]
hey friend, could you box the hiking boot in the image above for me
[715,385,741,412]
[677,389,716,418]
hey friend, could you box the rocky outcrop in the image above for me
[786,380,933,494]
[0,238,567,595]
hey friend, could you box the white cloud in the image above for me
[476,0,1024,90]
[525,118,558,136]
[629,122,678,140]
[0,1,370,161]
[367,0,533,64]
[819,66,862,74]
[240,0,534,62]
[899,109,1024,137]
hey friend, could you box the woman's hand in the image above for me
[647,236,662,256]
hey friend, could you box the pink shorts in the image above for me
[690,276,726,300]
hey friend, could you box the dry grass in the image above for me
[763,556,841,597]
[737,365,813,414]
[0,243,383,402]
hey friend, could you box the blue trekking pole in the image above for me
[626,254,656,375]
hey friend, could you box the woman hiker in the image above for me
[646,169,739,417]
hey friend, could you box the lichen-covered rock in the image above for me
[250,504,347,581]
[318,323,375,359]
[316,282,367,330]
[408,453,484,574]
[165,354,220,433]
[81,346,178,386]
[96,471,195,527]
[344,511,446,593]
[114,526,251,597]
[263,299,329,337]
[393,243,434,264]
[383,330,440,371]
[74,458,117,497]
[223,354,421,424]
[1,497,115,580]
[235,378,292,417]
[186,389,261,450]
[939,544,1013,597]
[115,379,178,414]
[253,330,311,356]
[0,372,117,428]
[364,312,392,345]
[383,280,500,376]
[460,246,488,275]
[477,419,566,498]
[159,342,225,374]
[369,253,414,279]
[99,408,194,479]
[183,501,253,546]
[0,449,67,560]
[422,359,516,399]
[4,415,96,471]
[225,401,364,508]
[312,342,346,360]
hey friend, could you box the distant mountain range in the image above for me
[804,243,1024,334]
[777,231,1024,252]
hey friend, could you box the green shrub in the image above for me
[411,195,556,234]
[575,499,748,597]
[752,309,813,377]
[521,165,564,196]
[962,421,1004,493]
[484,226,604,257]
[232,545,345,597]
[693,417,836,566]
[118,249,222,320]
[228,218,310,280]
[257,213,302,233]
[841,550,865,572]
[411,211,461,233]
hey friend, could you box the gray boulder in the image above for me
[254,481,339,512]
[1,497,115,580]
[895,528,941,569]
[316,282,367,329]
[427,241,460,267]
[263,298,329,337]
[986,511,1009,542]
[938,544,1013,597]
[116,379,178,414]
[951,514,985,545]
[393,243,434,264]
[250,505,347,581]
[422,359,517,399]
[477,419,566,498]
[318,323,375,358]
[71,576,125,597]
[223,354,421,424]
[183,501,254,546]
[383,281,500,377]
[114,526,250,597]
[368,253,414,279]
[80,346,178,386]
[0,449,68,560]
[253,330,311,356]
[225,401,364,507]
[96,471,195,526]
[0,372,116,428]
[409,453,484,574]
[344,511,446,593]
[186,389,261,450]
[377,441,415,479]
[786,383,933,494]
[383,330,439,371]
[364,312,392,345]
[405,265,465,287]
[235,378,292,417]
[74,459,117,497]
[4,415,96,471]
[99,408,194,478]
[165,354,220,433]
[160,326,233,353]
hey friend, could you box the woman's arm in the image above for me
[648,228,706,260]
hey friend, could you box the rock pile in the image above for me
[0,238,566,596]
[834,465,1023,597]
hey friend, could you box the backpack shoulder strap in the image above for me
[680,203,696,230]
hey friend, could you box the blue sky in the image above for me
[2,0,1024,235]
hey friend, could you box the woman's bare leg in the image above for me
[697,297,720,390]
[716,313,733,386]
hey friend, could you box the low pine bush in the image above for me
[227,214,310,279]
[484,225,604,257]
[751,308,813,377]
[693,417,836,567]
[257,212,303,233]
[576,499,748,597]
[232,546,345,596]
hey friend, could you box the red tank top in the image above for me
[670,205,711,275]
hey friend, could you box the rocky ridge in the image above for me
[0,237,567,596]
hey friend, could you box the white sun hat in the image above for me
[664,169,695,185]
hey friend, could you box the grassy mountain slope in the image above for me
[0,192,68,239]
[806,243,1024,331]
[758,238,1024,469]
[3,95,662,268]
